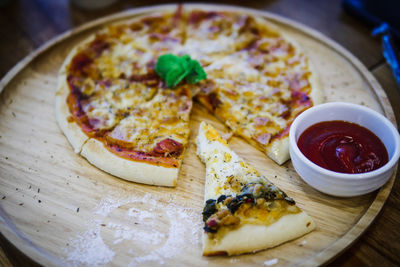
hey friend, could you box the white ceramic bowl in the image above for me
[289,102,400,197]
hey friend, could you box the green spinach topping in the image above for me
[241,182,295,205]
[155,54,207,88]
[202,199,217,222]
[202,181,295,233]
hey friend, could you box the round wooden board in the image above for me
[0,4,397,267]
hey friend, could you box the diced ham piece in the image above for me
[99,79,111,88]
[256,133,271,145]
[89,37,110,56]
[254,117,270,127]
[289,73,309,91]
[129,72,158,82]
[179,101,192,112]
[188,10,219,24]
[69,53,92,74]
[208,92,221,111]
[153,138,183,156]
[291,91,310,104]
[172,4,183,27]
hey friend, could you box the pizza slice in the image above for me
[196,121,315,256]
[56,9,193,187]
[193,10,322,165]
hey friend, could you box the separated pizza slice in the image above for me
[196,121,315,256]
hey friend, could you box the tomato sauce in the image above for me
[297,121,388,174]
[107,144,180,168]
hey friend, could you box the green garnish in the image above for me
[155,54,207,88]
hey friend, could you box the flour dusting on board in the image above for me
[63,193,202,266]
[65,223,115,266]
[264,258,279,266]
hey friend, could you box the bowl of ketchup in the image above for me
[289,102,400,197]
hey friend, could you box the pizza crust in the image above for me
[203,211,316,256]
[55,75,89,154]
[306,58,324,106]
[55,35,98,154]
[81,138,180,186]
[266,138,290,165]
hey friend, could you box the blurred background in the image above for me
[0,0,394,78]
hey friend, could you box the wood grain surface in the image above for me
[0,0,399,266]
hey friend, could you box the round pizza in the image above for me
[55,6,322,187]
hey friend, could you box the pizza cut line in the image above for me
[196,121,315,256]
[56,6,322,186]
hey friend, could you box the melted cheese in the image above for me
[191,15,314,160]
[196,121,302,238]
[66,10,316,163]
[197,122,268,200]
[108,87,191,152]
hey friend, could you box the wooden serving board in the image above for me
[0,4,397,267]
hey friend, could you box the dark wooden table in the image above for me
[1,0,399,266]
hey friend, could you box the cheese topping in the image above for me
[190,13,315,161]
[65,9,317,165]
[197,122,267,199]
[196,122,300,235]
[107,87,191,152]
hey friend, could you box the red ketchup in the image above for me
[297,121,388,174]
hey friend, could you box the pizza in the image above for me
[196,121,315,256]
[56,6,322,186]
[56,10,193,186]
